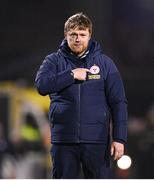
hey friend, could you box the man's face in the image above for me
[65,27,91,56]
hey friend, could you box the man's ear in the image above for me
[64,32,67,38]
[89,32,92,40]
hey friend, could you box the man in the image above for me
[35,12,128,179]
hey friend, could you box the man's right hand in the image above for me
[72,68,90,81]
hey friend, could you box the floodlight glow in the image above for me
[117,155,132,170]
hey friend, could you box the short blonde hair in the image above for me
[64,12,92,35]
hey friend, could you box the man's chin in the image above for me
[72,48,84,54]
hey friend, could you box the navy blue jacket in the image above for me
[35,39,128,144]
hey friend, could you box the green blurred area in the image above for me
[0,81,52,178]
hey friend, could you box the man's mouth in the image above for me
[74,44,82,47]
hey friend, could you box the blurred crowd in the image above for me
[0,83,51,178]
[0,113,51,179]
[127,104,154,178]
[0,83,154,178]
[114,104,154,179]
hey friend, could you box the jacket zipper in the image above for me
[78,84,81,142]
[77,62,86,142]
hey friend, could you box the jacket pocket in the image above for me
[52,103,75,124]
[96,105,110,125]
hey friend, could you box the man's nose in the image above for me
[75,35,80,41]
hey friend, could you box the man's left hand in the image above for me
[111,141,124,160]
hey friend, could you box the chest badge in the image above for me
[90,64,100,74]
[88,64,101,79]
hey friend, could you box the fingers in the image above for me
[114,151,123,160]
[111,141,124,161]
[114,151,119,160]
[81,68,90,79]
[72,68,90,80]
[111,145,114,156]
[111,144,121,160]
[84,68,90,72]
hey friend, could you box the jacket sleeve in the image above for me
[105,58,128,143]
[35,54,75,96]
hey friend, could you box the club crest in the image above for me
[90,65,100,74]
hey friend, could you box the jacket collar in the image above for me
[58,38,102,62]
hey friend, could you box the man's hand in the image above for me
[111,141,124,160]
[72,68,90,81]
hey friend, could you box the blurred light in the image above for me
[117,155,132,170]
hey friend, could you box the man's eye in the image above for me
[69,33,86,38]
[70,34,77,38]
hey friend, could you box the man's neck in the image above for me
[77,50,87,57]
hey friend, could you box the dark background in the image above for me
[1,0,154,117]
[1,0,154,178]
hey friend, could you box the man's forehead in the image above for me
[68,27,89,33]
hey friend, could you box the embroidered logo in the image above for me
[90,64,100,74]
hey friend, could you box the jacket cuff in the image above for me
[113,139,126,145]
